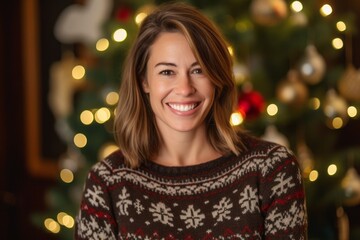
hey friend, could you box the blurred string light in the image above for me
[135,12,147,25]
[57,212,75,229]
[230,112,244,126]
[105,91,119,105]
[99,143,119,160]
[72,65,85,80]
[60,168,74,183]
[336,21,347,32]
[332,117,344,129]
[290,1,303,13]
[228,46,234,57]
[327,164,338,176]
[80,110,94,125]
[44,218,60,233]
[309,97,321,110]
[96,38,110,52]
[309,170,319,182]
[320,4,333,17]
[332,37,344,50]
[74,133,87,148]
[113,28,127,42]
[348,106,358,118]
[94,107,111,124]
[267,103,278,116]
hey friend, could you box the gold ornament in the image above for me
[341,167,360,206]
[296,139,314,178]
[323,89,349,128]
[276,70,308,107]
[233,62,250,85]
[298,45,326,85]
[250,0,288,26]
[261,125,289,148]
[289,11,308,27]
[338,64,360,102]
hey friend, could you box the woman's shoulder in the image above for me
[240,132,294,156]
[90,150,129,175]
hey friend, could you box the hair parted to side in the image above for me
[114,1,242,168]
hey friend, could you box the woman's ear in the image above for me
[142,78,150,93]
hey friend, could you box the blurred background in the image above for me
[1,0,360,239]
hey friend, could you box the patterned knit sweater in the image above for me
[75,134,307,239]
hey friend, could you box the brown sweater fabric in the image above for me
[75,134,307,239]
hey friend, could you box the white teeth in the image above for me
[168,103,197,112]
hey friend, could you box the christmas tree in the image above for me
[35,0,360,239]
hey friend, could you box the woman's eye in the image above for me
[192,68,203,74]
[159,70,173,75]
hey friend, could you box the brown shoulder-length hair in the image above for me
[114,2,242,168]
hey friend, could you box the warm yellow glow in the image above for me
[72,65,85,80]
[327,164,337,175]
[57,212,75,228]
[267,104,278,116]
[96,38,109,51]
[80,110,94,125]
[95,107,111,124]
[291,1,303,12]
[309,170,319,182]
[332,38,343,49]
[347,106,357,118]
[332,117,344,129]
[62,215,75,228]
[113,28,127,42]
[230,112,244,126]
[309,97,321,110]
[135,12,148,25]
[74,133,87,148]
[320,4,333,17]
[60,168,74,183]
[336,21,347,32]
[99,143,119,160]
[106,91,119,105]
[57,212,67,225]
[228,46,234,57]
[44,218,60,233]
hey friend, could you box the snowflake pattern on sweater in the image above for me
[75,135,307,239]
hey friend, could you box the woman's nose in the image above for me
[175,74,195,96]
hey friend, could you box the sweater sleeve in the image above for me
[260,145,308,240]
[75,162,117,240]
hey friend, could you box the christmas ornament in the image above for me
[48,51,83,119]
[237,90,265,120]
[276,70,308,107]
[296,139,314,177]
[250,0,288,26]
[115,6,132,22]
[341,167,360,206]
[54,0,113,44]
[338,64,360,102]
[289,11,308,27]
[261,124,289,148]
[233,62,250,85]
[323,89,348,127]
[298,45,326,85]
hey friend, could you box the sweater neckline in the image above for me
[141,153,234,176]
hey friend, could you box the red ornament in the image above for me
[115,7,132,22]
[237,90,265,120]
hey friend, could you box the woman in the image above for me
[75,2,307,239]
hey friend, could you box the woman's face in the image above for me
[143,32,215,135]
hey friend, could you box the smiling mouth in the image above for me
[167,103,199,112]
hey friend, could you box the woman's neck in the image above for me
[152,127,222,167]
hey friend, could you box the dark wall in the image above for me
[0,1,57,240]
